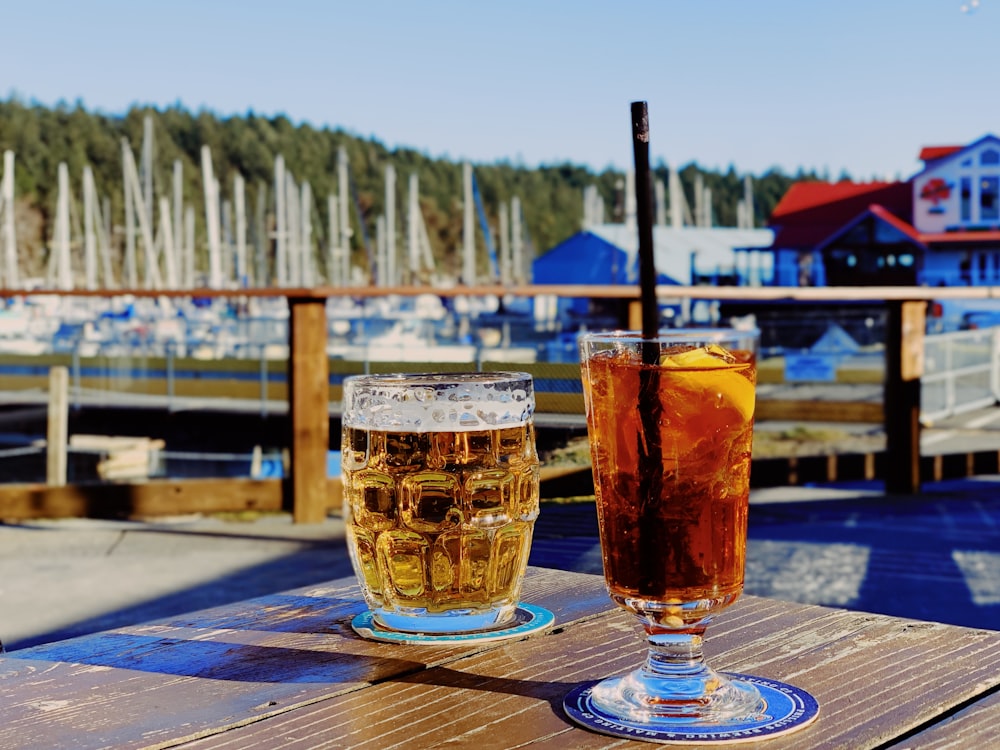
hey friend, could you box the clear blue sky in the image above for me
[2,0,996,180]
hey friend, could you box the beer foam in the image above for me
[343,372,534,432]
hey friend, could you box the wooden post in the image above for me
[884,300,926,494]
[628,299,644,331]
[47,366,69,487]
[286,296,330,523]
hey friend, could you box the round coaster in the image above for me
[351,603,555,645]
[563,673,819,744]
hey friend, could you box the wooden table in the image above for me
[2,567,998,749]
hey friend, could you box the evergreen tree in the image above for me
[0,99,817,284]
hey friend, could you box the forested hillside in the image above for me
[0,98,821,283]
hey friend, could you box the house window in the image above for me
[981,149,1000,165]
[982,176,1000,221]
[961,177,972,221]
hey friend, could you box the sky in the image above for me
[1,0,997,181]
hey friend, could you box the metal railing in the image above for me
[922,327,1000,423]
[40,321,1000,425]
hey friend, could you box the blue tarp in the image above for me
[532,231,631,286]
[256,450,342,479]
[533,231,676,315]
[532,231,632,316]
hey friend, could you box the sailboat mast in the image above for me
[499,201,511,286]
[385,164,396,287]
[300,180,313,287]
[511,196,523,284]
[83,166,97,290]
[375,214,386,287]
[235,173,247,287]
[407,173,421,283]
[100,195,114,288]
[55,162,72,290]
[2,151,18,287]
[327,193,339,286]
[655,179,667,226]
[158,196,178,288]
[337,147,350,286]
[200,146,223,289]
[123,141,137,287]
[141,115,154,231]
[462,162,475,285]
[255,182,268,287]
[184,206,195,287]
[274,155,287,286]
[285,170,300,287]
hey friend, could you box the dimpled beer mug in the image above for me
[563,330,818,743]
[342,371,547,641]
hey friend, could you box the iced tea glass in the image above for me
[341,371,539,634]
[578,329,762,724]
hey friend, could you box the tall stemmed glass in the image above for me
[573,328,765,728]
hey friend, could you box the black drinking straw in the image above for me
[631,101,659,352]
[631,101,664,595]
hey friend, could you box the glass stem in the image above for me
[643,628,714,680]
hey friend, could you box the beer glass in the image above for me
[341,371,539,635]
[576,329,763,725]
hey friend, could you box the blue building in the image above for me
[533,225,775,324]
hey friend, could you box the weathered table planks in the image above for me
[1,567,999,749]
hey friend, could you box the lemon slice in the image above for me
[661,346,755,421]
[661,344,734,369]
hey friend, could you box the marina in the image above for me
[2,113,1000,508]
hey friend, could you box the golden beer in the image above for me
[342,373,539,633]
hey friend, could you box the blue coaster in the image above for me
[351,603,555,645]
[563,673,819,744]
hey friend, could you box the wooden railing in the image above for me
[1,283,998,521]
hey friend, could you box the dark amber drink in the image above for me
[581,335,756,629]
[566,330,813,732]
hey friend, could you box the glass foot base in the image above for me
[564,673,819,744]
[351,603,554,645]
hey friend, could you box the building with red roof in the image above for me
[765,134,1000,287]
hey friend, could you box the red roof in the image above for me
[770,181,902,218]
[768,181,912,248]
[918,145,963,163]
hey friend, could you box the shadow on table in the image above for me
[7,540,356,651]
[393,663,590,724]
[8,626,422,684]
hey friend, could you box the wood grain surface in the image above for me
[176,598,1000,749]
[2,568,998,749]
[0,568,605,749]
